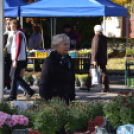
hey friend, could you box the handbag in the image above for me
[91,65,102,85]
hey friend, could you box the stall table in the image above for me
[27,57,90,73]
[124,57,134,87]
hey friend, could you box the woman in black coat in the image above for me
[39,33,75,104]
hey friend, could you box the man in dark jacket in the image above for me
[83,25,109,92]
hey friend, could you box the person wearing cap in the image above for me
[81,25,109,92]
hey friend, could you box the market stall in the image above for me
[4,0,27,17]
[20,0,128,74]
[27,50,91,73]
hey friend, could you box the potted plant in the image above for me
[65,101,105,133]
[75,75,80,86]
[0,111,29,134]
[104,91,134,132]
[126,47,133,57]
[78,75,88,88]
[33,97,68,134]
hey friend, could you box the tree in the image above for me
[110,0,130,6]
[124,0,134,15]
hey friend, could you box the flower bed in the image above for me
[2,92,134,133]
[1,98,105,134]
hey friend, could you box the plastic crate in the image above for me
[95,126,108,134]
[69,51,76,58]
[44,51,50,57]
[127,77,134,87]
[74,131,90,134]
[12,129,29,134]
[74,117,106,134]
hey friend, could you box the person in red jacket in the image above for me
[60,24,82,50]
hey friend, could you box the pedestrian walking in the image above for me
[6,19,35,101]
[81,25,109,92]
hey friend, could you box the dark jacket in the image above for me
[91,32,107,65]
[60,29,82,42]
[39,51,75,104]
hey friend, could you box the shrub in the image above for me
[104,91,134,129]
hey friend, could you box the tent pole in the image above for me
[20,17,23,28]
[0,0,4,100]
[51,17,56,39]
[103,16,106,36]
[53,17,56,35]
[51,18,52,39]
[126,17,128,46]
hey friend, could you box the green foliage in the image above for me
[78,75,88,83]
[0,101,17,115]
[107,37,134,44]
[33,97,68,134]
[104,93,134,129]
[65,101,105,130]
[126,47,133,55]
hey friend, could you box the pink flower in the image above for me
[23,117,29,126]
[0,121,4,128]
[19,118,25,125]
[5,121,14,127]
[19,115,25,118]
[12,115,20,121]
[12,120,19,126]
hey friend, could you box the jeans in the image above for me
[10,61,33,97]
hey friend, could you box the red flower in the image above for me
[122,98,128,103]
[33,105,37,108]
[126,104,132,108]
[66,108,70,111]
[119,91,129,95]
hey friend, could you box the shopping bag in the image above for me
[91,66,102,85]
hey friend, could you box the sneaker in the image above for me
[4,89,7,92]
[6,90,11,93]
[6,96,16,101]
[4,89,11,93]
[23,91,26,96]
[80,87,90,92]
[26,90,35,100]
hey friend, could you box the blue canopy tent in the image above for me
[20,0,128,42]
[4,0,27,17]
[4,0,18,17]
[20,0,127,17]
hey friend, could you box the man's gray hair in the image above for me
[51,33,69,49]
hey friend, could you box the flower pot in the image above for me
[75,81,80,86]
[66,126,88,134]
[80,81,85,88]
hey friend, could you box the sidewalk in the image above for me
[4,76,134,102]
